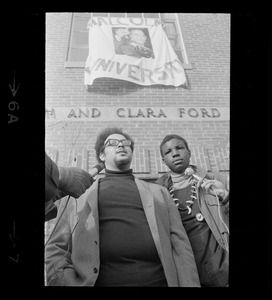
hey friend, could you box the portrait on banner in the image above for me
[112,27,155,59]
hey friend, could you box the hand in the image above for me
[198,178,227,200]
[213,188,229,203]
[58,167,94,198]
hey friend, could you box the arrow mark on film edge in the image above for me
[9,70,20,97]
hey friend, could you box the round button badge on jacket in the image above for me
[196,213,204,221]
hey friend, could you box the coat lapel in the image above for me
[135,178,164,260]
[85,179,100,231]
[74,180,100,247]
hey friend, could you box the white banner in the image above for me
[84,17,187,87]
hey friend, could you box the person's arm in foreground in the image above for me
[45,197,78,286]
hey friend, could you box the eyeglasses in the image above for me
[103,139,132,149]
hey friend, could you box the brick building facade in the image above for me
[45,13,230,182]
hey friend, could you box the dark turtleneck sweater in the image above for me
[94,169,168,286]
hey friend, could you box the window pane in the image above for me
[69,48,88,61]
[175,50,184,64]
[161,13,175,19]
[72,31,88,47]
[73,15,90,31]
[163,20,177,35]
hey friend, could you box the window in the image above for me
[65,13,191,69]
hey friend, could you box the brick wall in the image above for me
[45,13,230,177]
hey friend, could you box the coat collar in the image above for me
[85,176,155,213]
[84,177,156,231]
[193,165,208,180]
[156,164,208,189]
[84,177,163,261]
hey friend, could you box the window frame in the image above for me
[65,13,192,69]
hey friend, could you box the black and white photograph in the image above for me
[7,11,270,298]
[45,12,230,288]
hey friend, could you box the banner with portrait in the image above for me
[84,17,187,87]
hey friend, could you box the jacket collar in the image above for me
[193,165,208,180]
[85,177,156,212]
[81,177,163,264]
[84,177,156,227]
[156,164,209,189]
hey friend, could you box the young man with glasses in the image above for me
[45,127,200,287]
